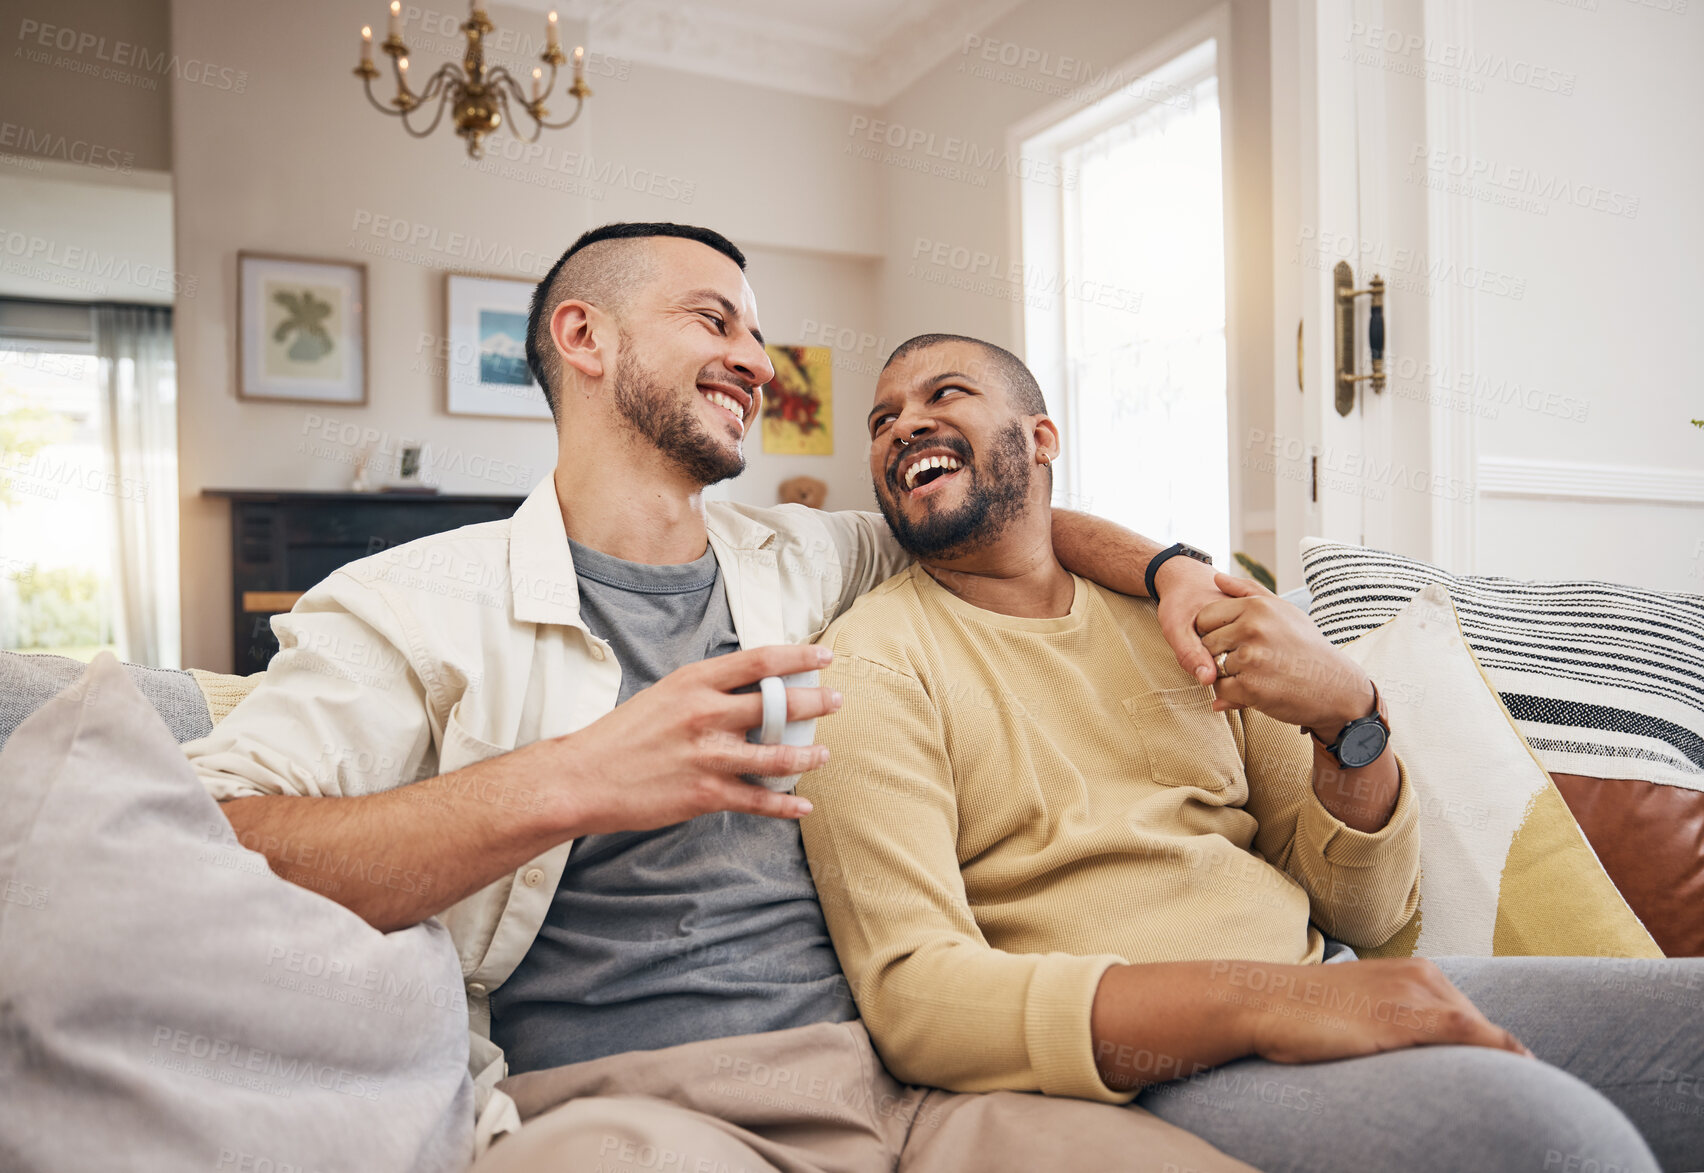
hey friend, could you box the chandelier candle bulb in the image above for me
[397,55,409,83]
[547,10,560,51]
[388,0,401,39]
[532,67,543,101]
[573,44,584,81]
[360,26,373,66]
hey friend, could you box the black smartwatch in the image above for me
[1144,542,1213,602]
[1305,683,1391,769]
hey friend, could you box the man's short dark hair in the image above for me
[882,333,1048,417]
[526,223,747,421]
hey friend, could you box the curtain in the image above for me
[95,305,180,669]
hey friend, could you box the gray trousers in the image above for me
[1137,956,1704,1173]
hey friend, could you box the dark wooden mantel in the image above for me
[202,488,524,673]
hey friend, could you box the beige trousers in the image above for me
[470,1021,1257,1173]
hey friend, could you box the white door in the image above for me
[1273,0,1443,586]
[1273,0,1704,592]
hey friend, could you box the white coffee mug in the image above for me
[743,669,819,792]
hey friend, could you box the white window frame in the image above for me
[1008,4,1240,554]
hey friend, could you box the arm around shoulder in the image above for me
[813,509,913,622]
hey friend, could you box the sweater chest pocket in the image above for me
[1122,686,1243,794]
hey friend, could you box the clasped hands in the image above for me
[1154,565,1376,742]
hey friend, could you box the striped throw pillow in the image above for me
[1302,539,1704,793]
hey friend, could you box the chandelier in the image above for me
[353,2,592,158]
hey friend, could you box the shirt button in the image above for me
[523,867,545,887]
[467,982,487,996]
[590,646,606,661]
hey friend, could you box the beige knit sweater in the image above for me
[800,565,1419,1104]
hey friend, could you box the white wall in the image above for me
[868,0,1276,569]
[0,0,173,172]
[0,0,175,304]
[0,162,174,304]
[1459,0,1703,591]
[739,246,882,514]
[166,0,885,670]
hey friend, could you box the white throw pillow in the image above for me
[1341,586,1660,959]
[0,653,474,1172]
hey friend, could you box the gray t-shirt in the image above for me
[489,537,856,1074]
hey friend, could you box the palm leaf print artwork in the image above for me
[271,288,337,364]
[241,255,362,400]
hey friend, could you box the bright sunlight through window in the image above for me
[1025,38,1230,569]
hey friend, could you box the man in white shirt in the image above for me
[187,222,1249,1172]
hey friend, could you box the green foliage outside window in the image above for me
[6,564,113,650]
[0,394,69,506]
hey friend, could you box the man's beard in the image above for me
[610,345,745,487]
[877,419,1033,560]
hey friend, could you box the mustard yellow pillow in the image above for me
[1342,584,1660,959]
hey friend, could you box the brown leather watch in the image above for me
[1303,681,1390,769]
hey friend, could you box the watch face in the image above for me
[1338,720,1388,769]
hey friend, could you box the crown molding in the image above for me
[856,0,1030,105]
[542,0,1028,105]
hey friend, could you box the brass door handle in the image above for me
[1333,261,1386,416]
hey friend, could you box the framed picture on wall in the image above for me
[237,252,367,404]
[761,344,833,455]
[445,273,552,419]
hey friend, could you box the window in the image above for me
[0,299,179,666]
[0,319,119,659]
[1021,32,1231,568]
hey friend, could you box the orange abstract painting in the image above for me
[761,345,833,455]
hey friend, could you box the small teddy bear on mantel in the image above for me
[777,476,827,510]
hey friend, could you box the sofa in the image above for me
[2,543,1699,1173]
[4,544,1699,959]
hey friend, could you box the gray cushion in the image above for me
[0,650,212,748]
[0,652,473,1171]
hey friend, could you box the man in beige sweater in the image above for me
[801,334,1702,1173]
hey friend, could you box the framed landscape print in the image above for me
[237,252,367,404]
[445,273,552,419]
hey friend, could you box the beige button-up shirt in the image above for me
[184,475,908,1148]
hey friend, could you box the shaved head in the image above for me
[526,222,748,421]
[882,333,1047,417]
